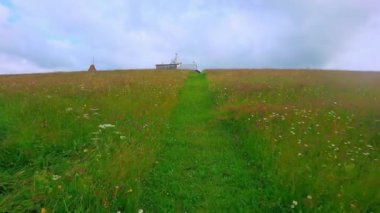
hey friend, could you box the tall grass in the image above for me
[207,69,380,212]
[0,70,188,212]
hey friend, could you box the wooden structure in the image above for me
[88,64,96,72]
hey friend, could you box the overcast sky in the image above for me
[0,0,379,73]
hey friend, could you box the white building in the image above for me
[156,53,199,72]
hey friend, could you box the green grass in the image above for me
[0,71,188,212]
[140,73,263,211]
[1,69,379,212]
[207,69,380,212]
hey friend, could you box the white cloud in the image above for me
[0,0,379,73]
[0,53,48,74]
[326,16,380,71]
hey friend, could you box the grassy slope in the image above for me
[0,69,379,212]
[207,69,380,212]
[0,71,188,212]
[140,73,262,212]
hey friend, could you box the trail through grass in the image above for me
[1,70,378,212]
[140,73,261,211]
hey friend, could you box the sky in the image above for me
[0,0,379,74]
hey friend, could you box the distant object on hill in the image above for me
[88,64,96,72]
[88,57,97,72]
[156,53,199,72]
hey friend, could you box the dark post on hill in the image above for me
[88,64,96,72]
[88,57,97,72]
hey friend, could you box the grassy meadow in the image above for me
[0,69,379,212]
[207,70,380,212]
[0,71,188,211]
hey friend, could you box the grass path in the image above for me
[140,73,260,211]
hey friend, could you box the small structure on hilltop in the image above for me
[88,57,97,72]
[156,53,181,70]
[156,53,200,72]
[88,64,96,72]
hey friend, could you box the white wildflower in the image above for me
[99,124,115,129]
[52,174,61,181]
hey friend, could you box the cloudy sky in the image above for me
[0,0,379,74]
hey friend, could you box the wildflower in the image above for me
[99,124,115,129]
[290,200,298,208]
[41,208,47,213]
[363,152,370,156]
[83,114,89,119]
[298,153,302,156]
[65,107,73,112]
[58,185,63,190]
[138,209,143,213]
[52,175,61,181]
[307,195,312,200]
[120,136,127,140]
[128,188,133,193]
[83,149,88,153]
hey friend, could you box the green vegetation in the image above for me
[141,73,261,211]
[207,70,380,212]
[0,69,379,212]
[0,71,188,212]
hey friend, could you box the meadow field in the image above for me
[0,69,379,212]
